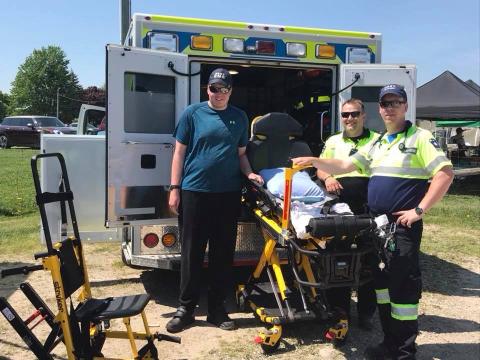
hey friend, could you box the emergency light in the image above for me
[316,44,336,59]
[224,38,245,53]
[148,33,178,52]
[256,40,275,55]
[286,42,306,57]
[191,35,213,50]
[346,47,372,63]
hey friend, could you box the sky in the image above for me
[0,0,479,93]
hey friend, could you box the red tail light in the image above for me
[256,41,275,55]
[143,233,159,248]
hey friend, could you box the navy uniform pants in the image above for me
[374,220,423,360]
[178,190,240,314]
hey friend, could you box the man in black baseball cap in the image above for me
[379,84,407,102]
[166,66,262,334]
[208,68,233,88]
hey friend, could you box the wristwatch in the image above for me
[414,207,424,216]
[168,185,181,191]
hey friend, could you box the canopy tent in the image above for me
[466,79,480,93]
[416,71,480,121]
[435,120,480,128]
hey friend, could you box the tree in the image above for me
[81,86,105,107]
[8,46,82,123]
[0,91,10,120]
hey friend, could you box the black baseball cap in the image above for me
[208,68,233,87]
[379,84,407,101]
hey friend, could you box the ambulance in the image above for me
[41,13,416,270]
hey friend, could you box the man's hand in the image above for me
[393,209,422,228]
[292,157,319,167]
[168,189,180,215]
[248,172,264,185]
[325,177,343,194]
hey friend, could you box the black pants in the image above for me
[375,221,423,360]
[178,190,240,314]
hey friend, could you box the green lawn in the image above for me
[0,148,39,216]
[0,148,479,259]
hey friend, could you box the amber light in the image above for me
[316,44,336,59]
[143,233,159,248]
[191,35,213,50]
[162,233,177,247]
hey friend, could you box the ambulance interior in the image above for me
[198,63,334,156]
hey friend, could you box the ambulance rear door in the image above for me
[338,64,416,132]
[106,44,188,227]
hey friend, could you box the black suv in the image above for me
[0,116,76,149]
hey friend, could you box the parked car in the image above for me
[0,116,77,149]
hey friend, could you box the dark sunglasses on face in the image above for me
[341,111,361,118]
[209,85,231,94]
[379,100,406,108]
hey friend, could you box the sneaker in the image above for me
[166,306,194,333]
[358,314,374,331]
[206,311,236,330]
[364,342,394,360]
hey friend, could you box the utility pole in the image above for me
[56,88,60,118]
[120,0,131,44]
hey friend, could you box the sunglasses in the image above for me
[379,100,406,108]
[341,111,362,118]
[209,85,231,94]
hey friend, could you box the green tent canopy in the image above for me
[435,120,480,127]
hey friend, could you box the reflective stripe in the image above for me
[425,155,450,174]
[375,289,390,304]
[352,152,370,169]
[405,128,420,147]
[391,302,418,320]
[371,166,429,177]
[400,129,420,168]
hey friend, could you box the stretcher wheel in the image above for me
[260,340,280,354]
[324,318,348,347]
[255,324,282,354]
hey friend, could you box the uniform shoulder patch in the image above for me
[429,138,441,149]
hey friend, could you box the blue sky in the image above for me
[0,0,479,93]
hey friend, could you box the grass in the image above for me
[0,148,479,260]
[0,148,39,216]
[0,213,42,254]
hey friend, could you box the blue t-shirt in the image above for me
[174,102,248,192]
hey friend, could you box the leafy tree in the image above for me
[0,91,10,120]
[8,46,82,123]
[81,86,105,107]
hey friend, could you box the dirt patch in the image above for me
[1,244,479,359]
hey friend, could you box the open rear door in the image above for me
[106,45,188,227]
[339,64,416,132]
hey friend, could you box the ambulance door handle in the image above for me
[121,141,174,147]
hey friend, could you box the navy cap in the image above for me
[208,68,232,87]
[379,84,407,101]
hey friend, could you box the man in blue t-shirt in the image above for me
[166,68,263,333]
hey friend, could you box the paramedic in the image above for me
[317,98,378,330]
[292,84,453,359]
[166,68,263,333]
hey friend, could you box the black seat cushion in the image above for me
[76,294,151,321]
[247,112,312,173]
